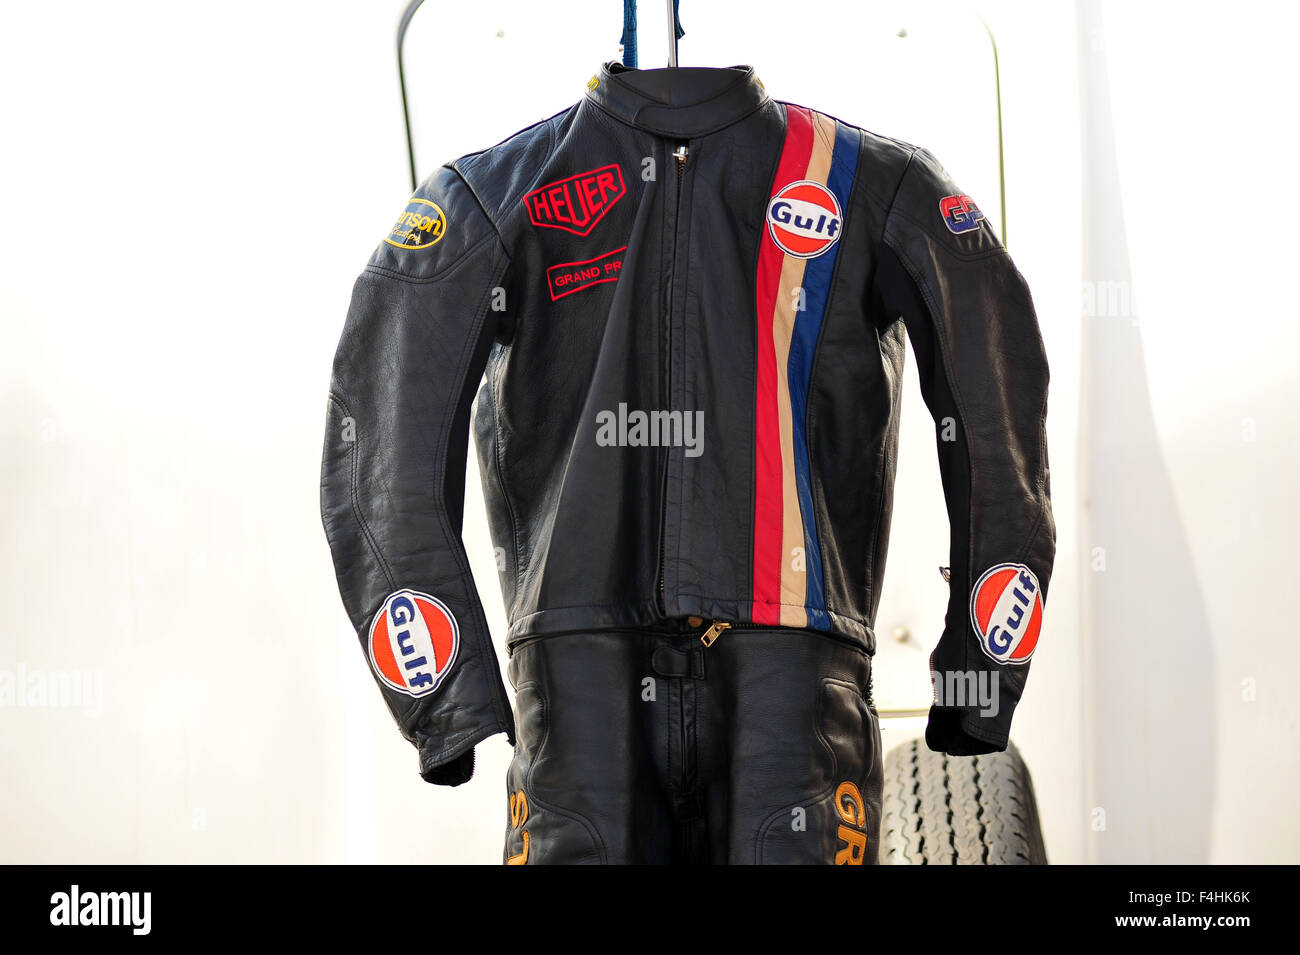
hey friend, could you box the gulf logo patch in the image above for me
[939,194,985,234]
[385,198,447,250]
[368,590,459,697]
[766,180,843,258]
[970,563,1042,665]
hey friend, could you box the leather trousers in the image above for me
[502,623,881,865]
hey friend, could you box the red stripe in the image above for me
[751,105,814,623]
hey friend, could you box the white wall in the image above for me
[0,0,1292,863]
[1077,0,1300,863]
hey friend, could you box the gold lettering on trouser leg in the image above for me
[507,790,530,865]
[834,781,867,865]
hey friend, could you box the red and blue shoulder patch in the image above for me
[939,193,985,234]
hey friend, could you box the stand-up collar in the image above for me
[584,61,770,137]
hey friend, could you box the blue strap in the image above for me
[621,1,685,67]
[621,0,638,67]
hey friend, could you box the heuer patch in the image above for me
[524,165,626,236]
[546,246,626,301]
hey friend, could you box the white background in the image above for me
[0,0,1296,863]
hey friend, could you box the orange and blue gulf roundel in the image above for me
[751,106,858,629]
[368,590,459,698]
[970,563,1042,665]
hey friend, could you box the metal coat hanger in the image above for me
[665,0,682,67]
[621,0,684,68]
[394,2,1004,247]
[396,1,682,190]
[396,0,428,193]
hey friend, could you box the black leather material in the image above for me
[321,168,516,783]
[502,627,880,865]
[321,64,1055,785]
[586,62,770,136]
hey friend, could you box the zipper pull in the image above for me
[700,620,731,647]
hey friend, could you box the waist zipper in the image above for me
[699,619,772,647]
[700,620,731,647]
[697,619,874,660]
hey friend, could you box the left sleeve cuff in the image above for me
[924,705,1010,756]
[417,720,514,787]
[421,748,477,786]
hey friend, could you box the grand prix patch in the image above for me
[385,198,447,250]
[970,563,1042,665]
[368,590,459,697]
[546,246,626,300]
[766,180,843,258]
[523,164,626,236]
[939,194,985,234]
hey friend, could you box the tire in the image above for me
[880,738,1047,864]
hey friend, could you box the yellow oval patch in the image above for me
[385,198,447,251]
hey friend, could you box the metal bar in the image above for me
[976,14,1008,247]
[397,0,428,192]
[666,0,678,66]
[877,708,931,720]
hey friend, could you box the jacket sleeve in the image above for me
[872,148,1055,755]
[320,165,515,785]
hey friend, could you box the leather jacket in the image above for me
[320,62,1055,784]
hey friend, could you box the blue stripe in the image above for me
[788,120,859,631]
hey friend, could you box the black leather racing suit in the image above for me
[321,63,1055,863]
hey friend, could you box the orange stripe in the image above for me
[773,252,808,627]
[773,111,838,627]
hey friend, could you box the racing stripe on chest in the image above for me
[751,106,856,629]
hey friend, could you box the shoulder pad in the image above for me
[454,111,563,226]
[889,147,1004,258]
[367,165,496,280]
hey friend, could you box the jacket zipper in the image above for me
[698,618,873,654]
[699,620,731,646]
[656,141,690,611]
[698,619,776,647]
